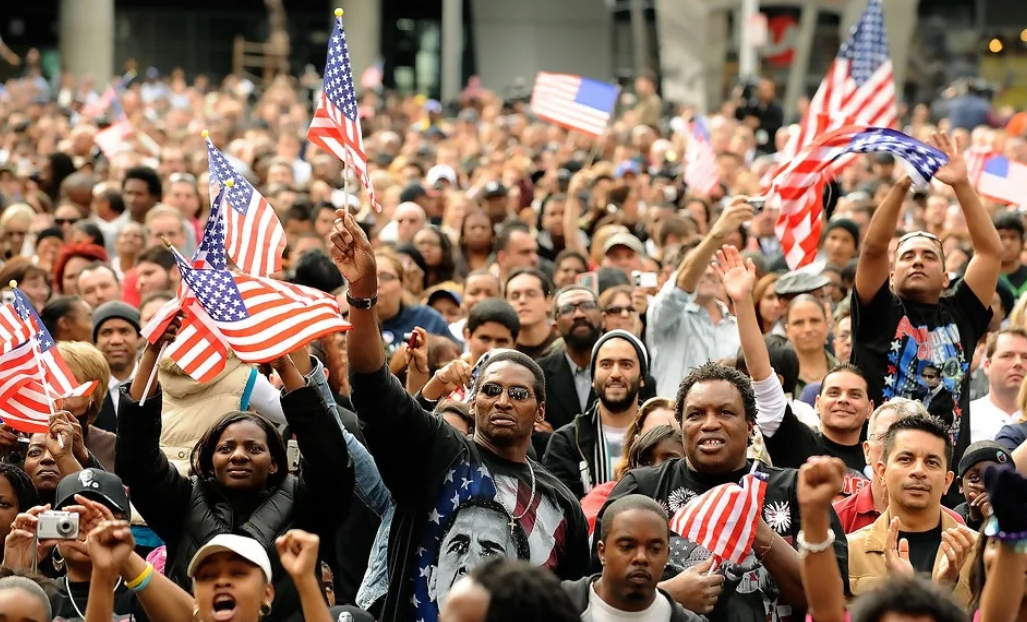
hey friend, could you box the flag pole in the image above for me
[139,239,174,406]
[11,281,60,446]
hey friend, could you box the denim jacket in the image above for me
[306,358,394,610]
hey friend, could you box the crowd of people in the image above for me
[1,42,1027,622]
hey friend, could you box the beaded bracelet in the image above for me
[984,517,1027,552]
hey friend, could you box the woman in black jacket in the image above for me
[114,318,353,622]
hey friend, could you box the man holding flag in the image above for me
[851,132,1001,507]
[595,361,848,621]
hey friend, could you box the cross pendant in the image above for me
[509,516,517,536]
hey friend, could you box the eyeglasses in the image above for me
[377,272,399,283]
[557,300,598,317]
[478,383,534,402]
[603,305,636,317]
[55,217,80,226]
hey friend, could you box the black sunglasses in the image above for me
[479,383,533,402]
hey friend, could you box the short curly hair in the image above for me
[674,361,758,424]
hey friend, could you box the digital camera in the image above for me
[37,511,79,540]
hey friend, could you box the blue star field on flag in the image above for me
[837,0,890,87]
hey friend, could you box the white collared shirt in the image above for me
[107,361,139,414]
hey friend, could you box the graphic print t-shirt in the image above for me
[851,280,990,500]
[351,365,590,622]
[596,460,849,622]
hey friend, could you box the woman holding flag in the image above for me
[113,316,354,622]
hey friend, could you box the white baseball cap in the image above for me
[187,534,272,583]
[426,164,458,187]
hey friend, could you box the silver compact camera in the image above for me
[36,511,80,540]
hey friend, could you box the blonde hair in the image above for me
[0,203,35,227]
[56,341,111,410]
[1010,292,1027,330]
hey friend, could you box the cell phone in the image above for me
[576,272,598,294]
[403,332,418,349]
[632,271,659,289]
[287,440,301,474]
[748,198,766,213]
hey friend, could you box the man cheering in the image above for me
[329,208,589,622]
[852,132,1001,506]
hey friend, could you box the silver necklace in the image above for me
[508,460,537,536]
[65,573,123,620]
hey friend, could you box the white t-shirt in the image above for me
[969,396,1020,443]
[602,424,629,463]
[583,583,673,622]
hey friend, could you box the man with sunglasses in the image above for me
[852,132,1002,507]
[330,208,590,622]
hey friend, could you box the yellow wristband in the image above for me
[126,563,154,590]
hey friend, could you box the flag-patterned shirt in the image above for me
[350,364,590,622]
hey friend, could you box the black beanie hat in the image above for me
[590,329,649,380]
[824,218,861,249]
[958,441,1011,478]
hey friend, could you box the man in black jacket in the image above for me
[543,329,649,498]
[330,208,590,622]
[563,494,700,622]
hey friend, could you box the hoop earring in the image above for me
[192,607,200,622]
[259,602,272,618]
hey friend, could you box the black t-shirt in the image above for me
[762,406,869,498]
[51,578,148,622]
[596,460,849,622]
[899,526,942,574]
[851,280,990,505]
[350,365,590,622]
[517,332,559,361]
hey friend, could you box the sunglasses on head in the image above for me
[898,231,941,246]
[478,382,533,402]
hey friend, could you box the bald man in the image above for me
[395,201,427,244]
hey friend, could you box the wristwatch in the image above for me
[345,292,378,310]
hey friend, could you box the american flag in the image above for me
[768,0,896,263]
[0,341,52,434]
[669,471,768,565]
[10,287,97,399]
[206,138,287,277]
[768,125,948,267]
[142,186,232,384]
[94,88,134,159]
[0,302,32,354]
[978,156,1027,205]
[965,144,996,187]
[168,246,350,364]
[306,11,381,212]
[530,72,619,138]
[684,115,721,196]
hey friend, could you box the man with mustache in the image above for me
[847,413,977,607]
[543,329,650,498]
[851,133,1001,507]
[562,494,699,621]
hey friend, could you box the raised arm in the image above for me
[797,457,847,622]
[675,198,753,294]
[930,132,1002,306]
[855,177,912,304]
[116,323,192,540]
[277,531,335,622]
[329,208,385,374]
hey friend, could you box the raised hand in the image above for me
[87,520,136,581]
[710,197,755,240]
[2,505,50,570]
[884,517,915,578]
[712,244,756,303]
[276,530,321,579]
[797,456,846,511]
[327,208,377,295]
[435,359,473,393]
[152,313,183,350]
[45,412,76,461]
[405,327,429,376]
[928,132,969,187]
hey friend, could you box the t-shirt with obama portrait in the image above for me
[350,364,590,622]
